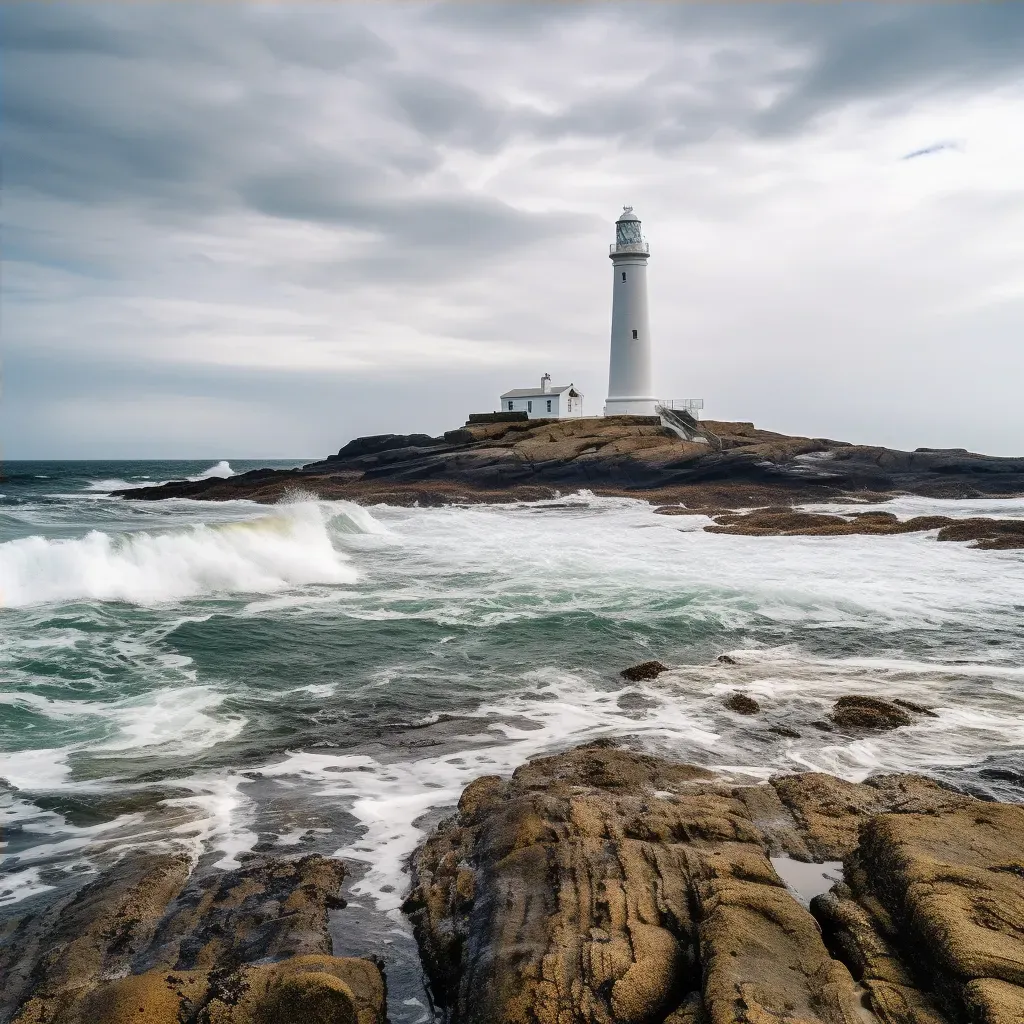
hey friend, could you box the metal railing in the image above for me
[659,398,704,417]
[609,241,650,255]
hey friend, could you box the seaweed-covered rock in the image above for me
[831,695,913,730]
[723,692,760,715]
[620,660,669,682]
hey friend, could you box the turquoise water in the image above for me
[2,462,1023,1020]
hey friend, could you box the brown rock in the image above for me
[620,660,668,681]
[771,771,975,861]
[831,695,913,731]
[406,743,878,1024]
[722,692,760,715]
[406,742,1024,1024]
[5,855,386,1024]
[815,802,1024,1024]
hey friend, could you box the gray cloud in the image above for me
[3,2,1023,457]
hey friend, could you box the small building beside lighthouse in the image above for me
[605,207,658,416]
[500,374,583,419]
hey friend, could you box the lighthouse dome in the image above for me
[616,205,640,223]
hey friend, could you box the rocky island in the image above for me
[117,414,1024,547]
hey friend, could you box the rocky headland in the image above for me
[6,738,1023,1024]
[116,416,1024,521]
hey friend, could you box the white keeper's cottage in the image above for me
[500,374,584,419]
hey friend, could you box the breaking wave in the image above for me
[190,460,235,481]
[0,500,368,608]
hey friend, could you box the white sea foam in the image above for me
[85,478,148,492]
[349,495,1024,633]
[189,460,236,481]
[0,866,55,907]
[91,687,245,755]
[0,746,73,791]
[0,499,362,608]
[163,775,258,869]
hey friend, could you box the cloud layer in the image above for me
[5,3,1024,457]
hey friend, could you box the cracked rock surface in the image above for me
[1,854,385,1024]
[404,741,1023,1024]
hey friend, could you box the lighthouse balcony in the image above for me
[609,241,649,255]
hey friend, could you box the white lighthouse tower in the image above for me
[604,206,658,417]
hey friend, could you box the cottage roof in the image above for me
[500,385,581,399]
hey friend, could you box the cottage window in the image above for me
[546,399,552,412]
[508,401,514,410]
[528,401,532,413]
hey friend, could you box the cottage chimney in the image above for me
[541,373,552,394]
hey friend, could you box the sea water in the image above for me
[2,461,1023,1021]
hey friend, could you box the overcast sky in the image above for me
[4,3,1023,458]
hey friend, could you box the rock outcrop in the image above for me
[113,416,1024,508]
[1,854,385,1024]
[702,508,1024,548]
[620,661,669,682]
[829,695,914,731]
[404,742,1022,1024]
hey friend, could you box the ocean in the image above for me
[2,460,1023,1021]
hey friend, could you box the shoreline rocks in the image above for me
[111,417,1024,512]
[7,743,1023,1024]
[1,854,385,1024]
[405,741,1023,1024]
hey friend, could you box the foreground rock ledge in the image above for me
[1,854,385,1024]
[404,741,1024,1024]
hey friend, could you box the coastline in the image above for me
[113,415,1024,509]
[111,416,1024,548]
[6,739,1023,1024]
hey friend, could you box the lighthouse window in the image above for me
[632,329,638,339]
[621,272,626,282]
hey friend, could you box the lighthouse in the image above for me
[604,206,658,417]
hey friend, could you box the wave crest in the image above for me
[190,460,235,481]
[0,500,366,608]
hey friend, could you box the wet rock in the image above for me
[771,772,974,861]
[620,660,668,681]
[815,802,1024,1023]
[406,743,1020,1024]
[4,854,385,1024]
[410,743,991,1024]
[716,654,737,665]
[893,698,939,717]
[830,695,913,730]
[770,725,801,738]
[723,692,760,715]
[936,518,1024,550]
